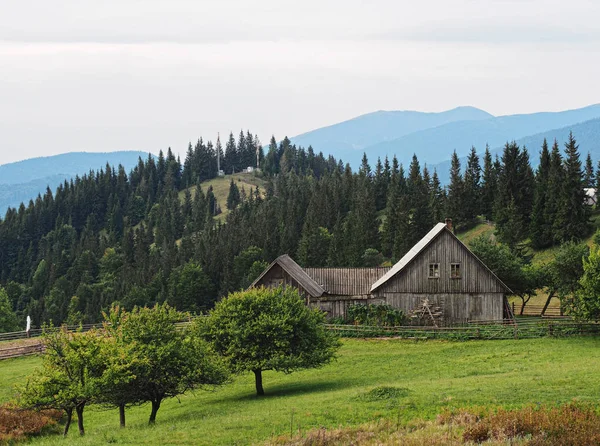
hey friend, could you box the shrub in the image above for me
[347,304,405,327]
[0,404,62,442]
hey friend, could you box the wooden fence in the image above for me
[325,319,600,340]
[2,318,599,361]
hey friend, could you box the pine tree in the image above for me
[226,180,241,210]
[446,151,463,228]
[494,142,533,249]
[430,170,446,224]
[530,139,552,249]
[545,139,564,244]
[584,152,595,188]
[480,145,496,220]
[555,132,590,242]
[463,147,481,225]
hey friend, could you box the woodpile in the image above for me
[410,298,444,327]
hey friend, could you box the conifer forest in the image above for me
[0,130,594,327]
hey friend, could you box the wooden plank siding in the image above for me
[372,230,506,294]
[252,224,509,324]
[304,268,390,296]
[380,292,504,322]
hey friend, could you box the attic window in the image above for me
[428,263,440,278]
[450,263,461,279]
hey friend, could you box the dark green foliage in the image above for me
[198,287,341,396]
[0,287,19,332]
[493,142,535,249]
[226,179,241,210]
[108,304,228,424]
[568,245,600,320]
[480,145,496,220]
[554,132,591,243]
[530,139,552,249]
[346,303,406,326]
[0,127,595,327]
[470,236,541,299]
[462,146,481,225]
[167,262,215,313]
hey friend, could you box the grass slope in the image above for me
[179,172,265,221]
[2,337,600,445]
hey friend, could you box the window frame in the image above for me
[450,263,462,279]
[428,263,440,279]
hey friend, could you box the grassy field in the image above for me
[179,172,265,222]
[2,337,600,445]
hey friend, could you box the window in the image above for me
[450,263,461,279]
[428,263,440,278]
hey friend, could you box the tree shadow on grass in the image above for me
[216,378,356,403]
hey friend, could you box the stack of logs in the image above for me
[410,298,444,327]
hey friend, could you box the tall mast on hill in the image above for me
[217,133,221,172]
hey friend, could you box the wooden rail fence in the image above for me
[2,318,599,360]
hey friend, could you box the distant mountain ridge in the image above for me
[291,103,600,169]
[431,117,600,184]
[291,106,493,155]
[0,151,153,215]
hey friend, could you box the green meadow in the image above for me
[2,337,600,445]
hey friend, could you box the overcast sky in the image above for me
[1,0,600,164]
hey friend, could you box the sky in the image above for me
[1,0,600,164]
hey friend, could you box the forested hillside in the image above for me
[0,151,152,214]
[0,129,594,329]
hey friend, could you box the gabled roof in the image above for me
[370,223,512,294]
[249,254,326,297]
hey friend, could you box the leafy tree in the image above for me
[232,246,265,289]
[470,236,541,313]
[199,287,340,396]
[168,262,216,313]
[567,245,600,320]
[20,328,110,436]
[0,286,19,332]
[114,303,227,424]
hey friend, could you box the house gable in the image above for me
[371,226,511,295]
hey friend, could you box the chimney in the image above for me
[445,218,453,231]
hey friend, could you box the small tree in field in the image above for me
[198,286,341,396]
[565,245,600,320]
[114,303,228,424]
[19,328,110,436]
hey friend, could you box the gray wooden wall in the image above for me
[373,230,506,294]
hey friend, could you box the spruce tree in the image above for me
[530,139,552,249]
[584,152,595,188]
[480,145,496,220]
[463,147,482,225]
[555,132,590,242]
[446,151,463,229]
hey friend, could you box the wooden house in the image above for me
[251,219,512,324]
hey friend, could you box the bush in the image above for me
[439,403,600,445]
[0,404,62,442]
[347,304,405,327]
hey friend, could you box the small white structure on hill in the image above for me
[584,188,597,206]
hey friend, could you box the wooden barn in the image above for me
[251,219,513,325]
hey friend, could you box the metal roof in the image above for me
[370,223,512,294]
